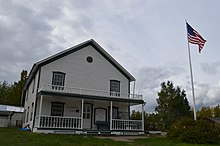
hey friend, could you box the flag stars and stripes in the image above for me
[187,22,206,53]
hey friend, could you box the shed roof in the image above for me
[205,117,220,124]
[0,104,24,113]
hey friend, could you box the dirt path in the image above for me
[96,135,148,142]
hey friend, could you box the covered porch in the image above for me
[34,94,144,134]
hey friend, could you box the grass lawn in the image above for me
[0,128,219,146]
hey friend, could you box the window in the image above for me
[83,105,91,119]
[108,107,119,120]
[23,110,26,123]
[26,106,29,122]
[110,80,120,96]
[30,103,34,121]
[32,77,35,93]
[52,72,65,90]
[112,107,119,119]
[51,102,64,116]
[26,90,29,101]
[86,56,93,63]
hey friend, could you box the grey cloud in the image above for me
[136,65,186,91]
[205,82,220,106]
[136,67,170,90]
[186,81,220,111]
[200,62,220,75]
[133,65,187,112]
[0,1,64,82]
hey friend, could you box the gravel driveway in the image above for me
[96,135,148,142]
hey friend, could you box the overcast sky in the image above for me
[0,0,220,112]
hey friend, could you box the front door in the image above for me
[83,104,92,129]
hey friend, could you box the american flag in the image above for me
[186,22,206,53]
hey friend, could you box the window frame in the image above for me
[32,76,35,93]
[108,106,119,121]
[52,72,66,87]
[51,102,64,117]
[30,102,34,121]
[23,109,26,123]
[26,106,29,122]
[25,89,29,101]
[110,80,120,96]
[83,104,91,119]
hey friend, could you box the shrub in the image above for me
[167,117,220,144]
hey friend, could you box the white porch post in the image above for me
[38,95,43,127]
[81,99,84,130]
[110,101,113,130]
[141,103,145,131]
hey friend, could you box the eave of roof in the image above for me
[24,39,135,90]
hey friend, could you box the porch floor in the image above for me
[96,135,148,142]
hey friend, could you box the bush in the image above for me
[167,117,220,144]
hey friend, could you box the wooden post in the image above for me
[38,95,43,127]
[81,99,84,129]
[110,101,113,130]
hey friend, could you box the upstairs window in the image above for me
[32,76,35,93]
[110,80,120,96]
[25,89,29,101]
[52,72,65,90]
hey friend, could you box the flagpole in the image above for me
[186,21,197,120]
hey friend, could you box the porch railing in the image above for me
[35,115,143,131]
[36,115,81,129]
[112,119,142,130]
[38,84,143,100]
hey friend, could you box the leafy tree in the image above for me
[130,110,142,120]
[214,104,220,118]
[168,117,220,144]
[0,81,12,104]
[197,106,213,119]
[0,70,27,106]
[155,81,191,130]
[145,113,160,131]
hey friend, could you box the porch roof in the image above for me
[38,91,144,105]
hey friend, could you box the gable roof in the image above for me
[24,39,135,90]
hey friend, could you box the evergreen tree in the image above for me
[155,81,191,130]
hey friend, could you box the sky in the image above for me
[0,0,220,112]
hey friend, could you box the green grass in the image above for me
[0,128,219,146]
[132,137,220,146]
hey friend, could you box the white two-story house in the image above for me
[22,39,145,135]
